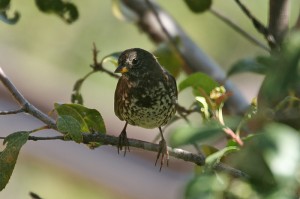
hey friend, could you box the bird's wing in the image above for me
[114,77,128,121]
[163,70,178,103]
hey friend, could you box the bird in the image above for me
[114,48,178,170]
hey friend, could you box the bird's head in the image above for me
[114,48,161,77]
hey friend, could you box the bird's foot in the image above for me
[118,129,130,156]
[155,138,169,171]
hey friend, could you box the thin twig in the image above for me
[0,67,57,129]
[210,8,270,52]
[0,108,24,115]
[92,43,120,79]
[234,0,277,49]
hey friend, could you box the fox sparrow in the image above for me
[114,48,178,170]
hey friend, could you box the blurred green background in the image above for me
[0,0,299,198]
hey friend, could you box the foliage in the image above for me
[0,131,29,191]
[0,0,78,24]
[1,1,300,199]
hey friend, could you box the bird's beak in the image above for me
[114,65,128,74]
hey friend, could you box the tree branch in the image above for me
[0,67,57,129]
[0,108,24,115]
[1,133,246,178]
[0,66,248,178]
[268,0,290,45]
[122,0,249,114]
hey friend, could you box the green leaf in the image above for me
[170,124,223,148]
[195,96,210,119]
[71,78,85,104]
[71,91,83,105]
[227,56,271,77]
[0,11,20,25]
[0,0,10,10]
[153,42,183,78]
[0,131,29,191]
[35,0,78,24]
[55,103,106,134]
[57,115,82,143]
[184,0,212,13]
[100,52,122,68]
[179,72,219,97]
[205,146,239,168]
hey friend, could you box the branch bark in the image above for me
[122,0,249,114]
[268,0,290,45]
[0,67,56,129]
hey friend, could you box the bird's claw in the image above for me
[118,129,130,156]
[155,139,169,171]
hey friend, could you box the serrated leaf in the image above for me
[0,131,29,191]
[179,72,219,97]
[153,42,183,78]
[100,52,122,68]
[55,103,106,134]
[227,56,271,77]
[57,115,82,143]
[184,0,212,13]
[170,124,223,148]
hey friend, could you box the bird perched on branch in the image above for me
[114,48,178,170]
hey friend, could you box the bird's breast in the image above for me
[120,80,176,128]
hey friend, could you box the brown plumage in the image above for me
[114,48,178,170]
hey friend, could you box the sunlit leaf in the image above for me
[170,123,223,148]
[179,72,219,97]
[55,103,106,134]
[57,115,82,143]
[0,131,29,191]
[227,56,271,77]
[184,0,212,13]
[195,96,210,119]
[100,52,122,68]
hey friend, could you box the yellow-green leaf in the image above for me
[55,103,106,134]
[57,115,82,143]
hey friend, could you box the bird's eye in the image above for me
[132,58,139,65]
